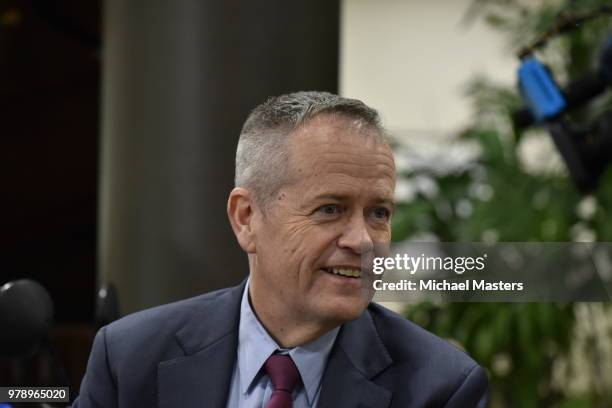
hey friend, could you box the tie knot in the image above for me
[264,354,300,393]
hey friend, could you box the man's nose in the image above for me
[337,214,374,254]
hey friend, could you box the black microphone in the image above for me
[95,283,121,328]
[600,33,612,84]
[0,279,54,357]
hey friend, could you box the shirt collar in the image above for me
[237,279,340,405]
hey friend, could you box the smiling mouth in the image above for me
[322,267,362,279]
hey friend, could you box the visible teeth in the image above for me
[330,267,361,278]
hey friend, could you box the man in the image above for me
[73,92,489,407]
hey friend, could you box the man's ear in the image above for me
[227,187,257,253]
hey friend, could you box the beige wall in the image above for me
[340,0,517,139]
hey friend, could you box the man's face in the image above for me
[250,115,395,326]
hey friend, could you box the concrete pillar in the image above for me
[99,0,339,314]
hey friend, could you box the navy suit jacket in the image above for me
[72,281,489,407]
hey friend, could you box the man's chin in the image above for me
[318,299,370,324]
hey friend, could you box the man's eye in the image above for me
[371,207,390,220]
[317,204,340,215]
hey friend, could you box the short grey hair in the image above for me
[235,91,387,206]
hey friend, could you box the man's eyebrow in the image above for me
[374,198,396,213]
[311,194,396,209]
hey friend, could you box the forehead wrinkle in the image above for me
[292,147,395,172]
[301,161,396,184]
[304,170,395,186]
[293,136,384,153]
[318,155,395,172]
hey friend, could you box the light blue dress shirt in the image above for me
[226,280,340,408]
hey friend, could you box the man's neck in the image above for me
[247,283,337,348]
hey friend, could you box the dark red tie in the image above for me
[264,354,300,408]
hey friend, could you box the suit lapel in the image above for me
[158,281,246,408]
[318,308,393,408]
[157,333,236,408]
